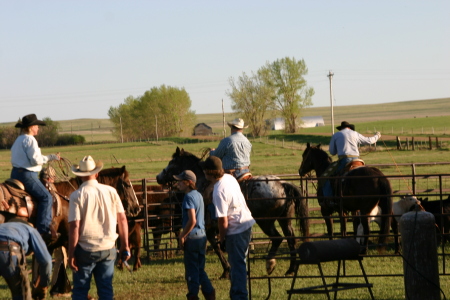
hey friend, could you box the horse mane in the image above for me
[311,144,333,163]
[173,148,202,163]
[98,166,128,180]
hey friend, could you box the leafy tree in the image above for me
[0,126,19,149]
[261,57,315,133]
[108,85,196,141]
[227,72,275,136]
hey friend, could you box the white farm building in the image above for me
[268,116,324,130]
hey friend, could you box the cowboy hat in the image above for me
[336,121,355,131]
[227,118,248,129]
[71,155,104,176]
[15,114,47,128]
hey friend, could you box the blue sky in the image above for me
[1,1,449,122]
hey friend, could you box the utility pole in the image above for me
[328,70,335,135]
[119,116,123,143]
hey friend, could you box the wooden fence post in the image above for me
[400,212,440,300]
[396,136,402,150]
[412,137,415,151]
[429,136,432,150]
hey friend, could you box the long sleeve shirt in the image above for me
[11,134,51,172]
[329,128,379,157]
[210,132,252,170]
[0,222,52,286]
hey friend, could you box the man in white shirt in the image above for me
[68,155,130,300]
[201,156,255,300]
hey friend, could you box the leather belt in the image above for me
[0,241,21,252]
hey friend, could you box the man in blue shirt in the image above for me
[0,218,52,300]
[210,118,252,180]
[175,170,215,300]
[323,121,381,197]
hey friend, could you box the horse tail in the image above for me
[282,182,309,241]
[376,173,393,248]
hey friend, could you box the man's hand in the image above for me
[69,256,78,272]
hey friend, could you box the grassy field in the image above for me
[1,98,450,299]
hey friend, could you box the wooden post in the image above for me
[406,138,409,150]
[400,212,440,300]
[429,136,432,150]
[396,136,402,150]
[436,137,439,149]
[412,137,415,151]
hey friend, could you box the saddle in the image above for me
[0,175,62,222]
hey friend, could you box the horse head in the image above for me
[299,143,329,176]
[156,147,204,188]
[98,166,141,218]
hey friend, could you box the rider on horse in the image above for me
[209,118,252,181]
[323,121,381,198]
[10,114,60,245]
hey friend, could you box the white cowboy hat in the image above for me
[227,118,248,129]
[71,155,104,176]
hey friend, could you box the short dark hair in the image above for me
[204,169,224,179]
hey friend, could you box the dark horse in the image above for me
[298,143,393,253]
[156,147,309,277]
[0,166,141,294]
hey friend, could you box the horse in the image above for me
[156,147,309,277]
[298,143,393,254]
[0,166,141,294]
[419,196,450,245]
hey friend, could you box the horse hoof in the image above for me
[266,258,276,275]
[284,271,295,277]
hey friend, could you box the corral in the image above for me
[125,161,450,299]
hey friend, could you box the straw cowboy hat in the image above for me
[71,155,104,176]
[227,118,248,129]
[336,121,355,131]
[15,114,47,128]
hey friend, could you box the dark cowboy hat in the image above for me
[336,121,355,131]
[15,114,47,128]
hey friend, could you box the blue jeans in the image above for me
[184,235,214,297]
[11,167,53,234]
[72,246,116,300]
[0,249,23,300]
[323,158,357,197]
[226,227,252,300]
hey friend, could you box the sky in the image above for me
[1,1,449,122]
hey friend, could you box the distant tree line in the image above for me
[108,85,196,141]
[228,56,315,135]
[0,118,85,148]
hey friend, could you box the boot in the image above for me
[202,289,216,300]
[187,295,199,300]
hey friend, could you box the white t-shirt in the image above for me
[69,179,125,252]
[213,174,255,235]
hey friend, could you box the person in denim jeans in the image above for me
[175,170,215,300]
[11,114,60,244]
[323,121,381,198]
[201,156,255,300]
[0,218,52,300]
[68,156,130,300]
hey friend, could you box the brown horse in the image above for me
[0,166,141,294]
[298,143,393,253]
[156,147,309,277]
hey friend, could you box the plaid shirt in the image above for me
[210,132,252,170]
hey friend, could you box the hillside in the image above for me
[1,97,449,141]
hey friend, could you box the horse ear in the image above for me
[306,142,311,148]
[176,147,181,154]
[180,148,185,155]
[317,144,321,149]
